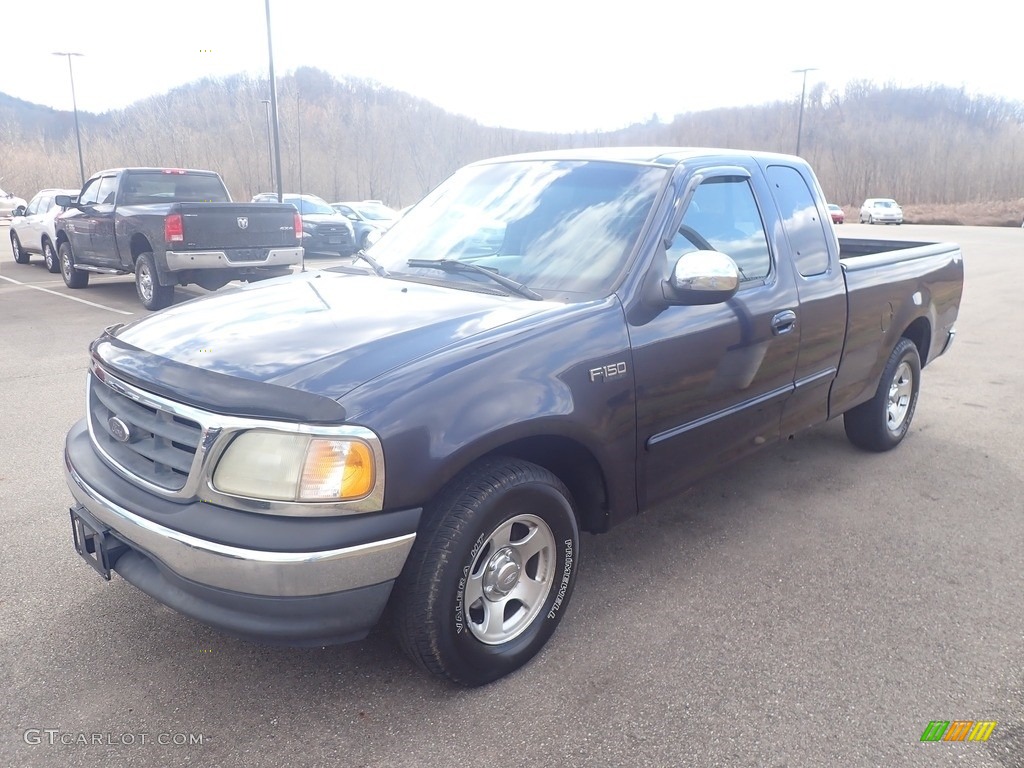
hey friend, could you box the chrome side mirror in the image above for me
[668,250,740,305]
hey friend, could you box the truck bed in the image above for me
[831,237,964,416]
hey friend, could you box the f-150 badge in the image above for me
[589,362,627,382]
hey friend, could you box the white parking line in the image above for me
[0,274,134,315]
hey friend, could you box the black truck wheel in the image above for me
[11,232,29,264]
[135,252,174,311]
[844,337,921,452]
[59,241,89,288]
[394,457,580,686]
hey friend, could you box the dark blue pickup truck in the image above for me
[64,148,963,685]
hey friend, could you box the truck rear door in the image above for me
[630,165,800,510]
[761,162,847,435]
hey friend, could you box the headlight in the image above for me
[213,430,375,502]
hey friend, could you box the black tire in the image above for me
[11,232,29,264]
[135,252,173,310]
[868,215,875,224]
[844,337,921,452]
[42,239,60,273]
[58,241,89,288]
[393,457,580,686]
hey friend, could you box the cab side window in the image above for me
[667,177,772,284]
[766,165,832,277]
[78,179,101,206]
[96,176,118,205]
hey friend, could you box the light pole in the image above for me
[52,51,86,186]
[792,67,818,157]
[260,98,274,190]
[264,0,284,203]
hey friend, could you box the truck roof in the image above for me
[87,167,221,178]
[472,146,805,167]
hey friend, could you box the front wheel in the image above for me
[59,241,89,288]
[393,457,580,686]
[844,337,921,452]
[135,252,174,310]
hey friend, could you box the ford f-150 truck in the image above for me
[54,168,303,310]
[63,148,963,686]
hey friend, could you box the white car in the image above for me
[0,187,28,218]
[9,188,79,271]
[860,198,903,225]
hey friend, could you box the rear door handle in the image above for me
[771,310,797,336]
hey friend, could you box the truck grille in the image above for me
[88,373,202,491]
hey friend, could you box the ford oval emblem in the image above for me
[108,416,132,443]
[237,216,249,229]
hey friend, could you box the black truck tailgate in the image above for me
[174,203,298,250]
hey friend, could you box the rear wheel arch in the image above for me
[900,317,931,367]
[129,234,155,265]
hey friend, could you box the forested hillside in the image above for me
[2,68,1022,212]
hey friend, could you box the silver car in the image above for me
[859,198,903,225]
[0,187,28,218]
[9,188,79,271]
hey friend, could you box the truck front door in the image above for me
[88,174,121,268]
[631,168,801,510]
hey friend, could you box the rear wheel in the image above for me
[11,233,29,264]
[135,252,173,310]
[844,337,921,452]
[394,457,579,686]
[42,239,60,273]
[868,214,875,224]
[59,241,89,288]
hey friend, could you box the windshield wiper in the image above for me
[352,249,390,277]
[406,259,543,301]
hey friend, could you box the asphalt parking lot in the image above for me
[1,222,1021,768]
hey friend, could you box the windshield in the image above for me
[368,160,666,298]
[287,196,336,215]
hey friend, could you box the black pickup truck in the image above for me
[54,168,303,310]
[63,148,963,686]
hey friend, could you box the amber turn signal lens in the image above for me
[299,439,374,500]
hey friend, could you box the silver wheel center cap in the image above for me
[483,547,522,600]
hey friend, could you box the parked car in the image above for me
[64,147,963,686]
[331,200,399,250]
[9,188,80,271]
[827,203,845,224]
[0,187,28,218]
[55,168,302,310]
[254,193,356,256]
[860,198,903,224]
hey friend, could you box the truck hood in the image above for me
[113,270,555,400]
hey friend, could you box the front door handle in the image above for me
[771,310,797,336]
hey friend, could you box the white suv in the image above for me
[9,188,79,271]
[0,187,28,218]
[860,198,903,225]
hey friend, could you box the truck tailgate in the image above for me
[174,203,298,250]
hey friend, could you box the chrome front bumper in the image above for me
[65,455,415,599]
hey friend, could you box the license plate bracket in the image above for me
[69,506,127,581]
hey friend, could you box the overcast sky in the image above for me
[1,0,1018,133]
